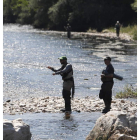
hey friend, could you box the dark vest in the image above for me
[60,63,73,80]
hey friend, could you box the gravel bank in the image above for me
[3,96,137,115]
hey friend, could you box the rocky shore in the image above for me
[40,30,133,42]
[86,111,137,140]
[3,96,137,115]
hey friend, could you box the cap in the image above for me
[58,56,67,60]
[104,57,111,61]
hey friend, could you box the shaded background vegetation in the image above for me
[3,0,137,32]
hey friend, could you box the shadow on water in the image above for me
[4,112,102,140]
[81,37,137,56]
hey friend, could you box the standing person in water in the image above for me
[99,57,114,113]
[64,23,71,38]
[47,56,74,115]
[115,21,121,37]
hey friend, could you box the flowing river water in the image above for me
[3,24,137,140]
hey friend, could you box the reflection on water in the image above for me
[3,24,137,102]
[3,24,137,140]
[4,112,102,140]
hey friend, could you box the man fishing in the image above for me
[64,23,71,38]
[99,57,114,113]
[47,56,74,115]
[115,21,121,37]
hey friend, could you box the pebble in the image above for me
[6,100,11,103]
[3,96,137,115]
[19,104,26,107]
[121,100,125,103]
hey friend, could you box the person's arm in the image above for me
[64,26,67,30]
[101,74,113,78]
[55,64,72,75]
[101,65,114,78]
[47,66,62,72]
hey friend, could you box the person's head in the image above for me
[58,56,67,64]
[104,57,111,65]
[117,21,119,23]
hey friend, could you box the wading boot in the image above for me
[102,108,110,113]
[65,111,71,119]
[60,109,65,112]
[102,99,111,113]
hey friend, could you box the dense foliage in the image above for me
[3,0,137,31]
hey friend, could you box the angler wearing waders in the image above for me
[115,21,121,37]
[99,57,114,113]
[47,56,74,115]
[64,23,71,38]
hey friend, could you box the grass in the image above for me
[87,28,97,33]
[87,24,137,40]
[115,85,137,99]
[108,24,137,40]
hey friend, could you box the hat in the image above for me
[58,56,67,60]
[104,57,111,61]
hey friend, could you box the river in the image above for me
[3,24,137,140]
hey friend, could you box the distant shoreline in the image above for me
[3,23,135,42]
[39,30,134,42]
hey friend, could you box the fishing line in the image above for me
[4,60,48,69]
[64,39,68,57]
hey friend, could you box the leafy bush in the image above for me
[115,85,137,98]
[131,25,137,40]
[131,0,137,12]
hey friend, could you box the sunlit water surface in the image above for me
[3,24,137,101]
[4,112,102,140]
[3,24,137,140]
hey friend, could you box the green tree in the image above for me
[11,0,29,22]
[29,0,58,29]
[3,0,137,31]
[3,0,15,23]
[48,0,71,30]
[131,0,137,12]
[68,0,136,31]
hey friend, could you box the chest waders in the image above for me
[99,81,114,112]
[99,64,114,113]
[61,63,74,112]
[115,24,120,37]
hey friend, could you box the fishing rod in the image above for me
[4,61,48,69]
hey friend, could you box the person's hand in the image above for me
[101,74,105,78]
[47,66,52,69]
[52,73,56,75]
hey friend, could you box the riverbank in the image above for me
[3,96,137,115]
[107,24,137,40]
[40,30,134,42]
